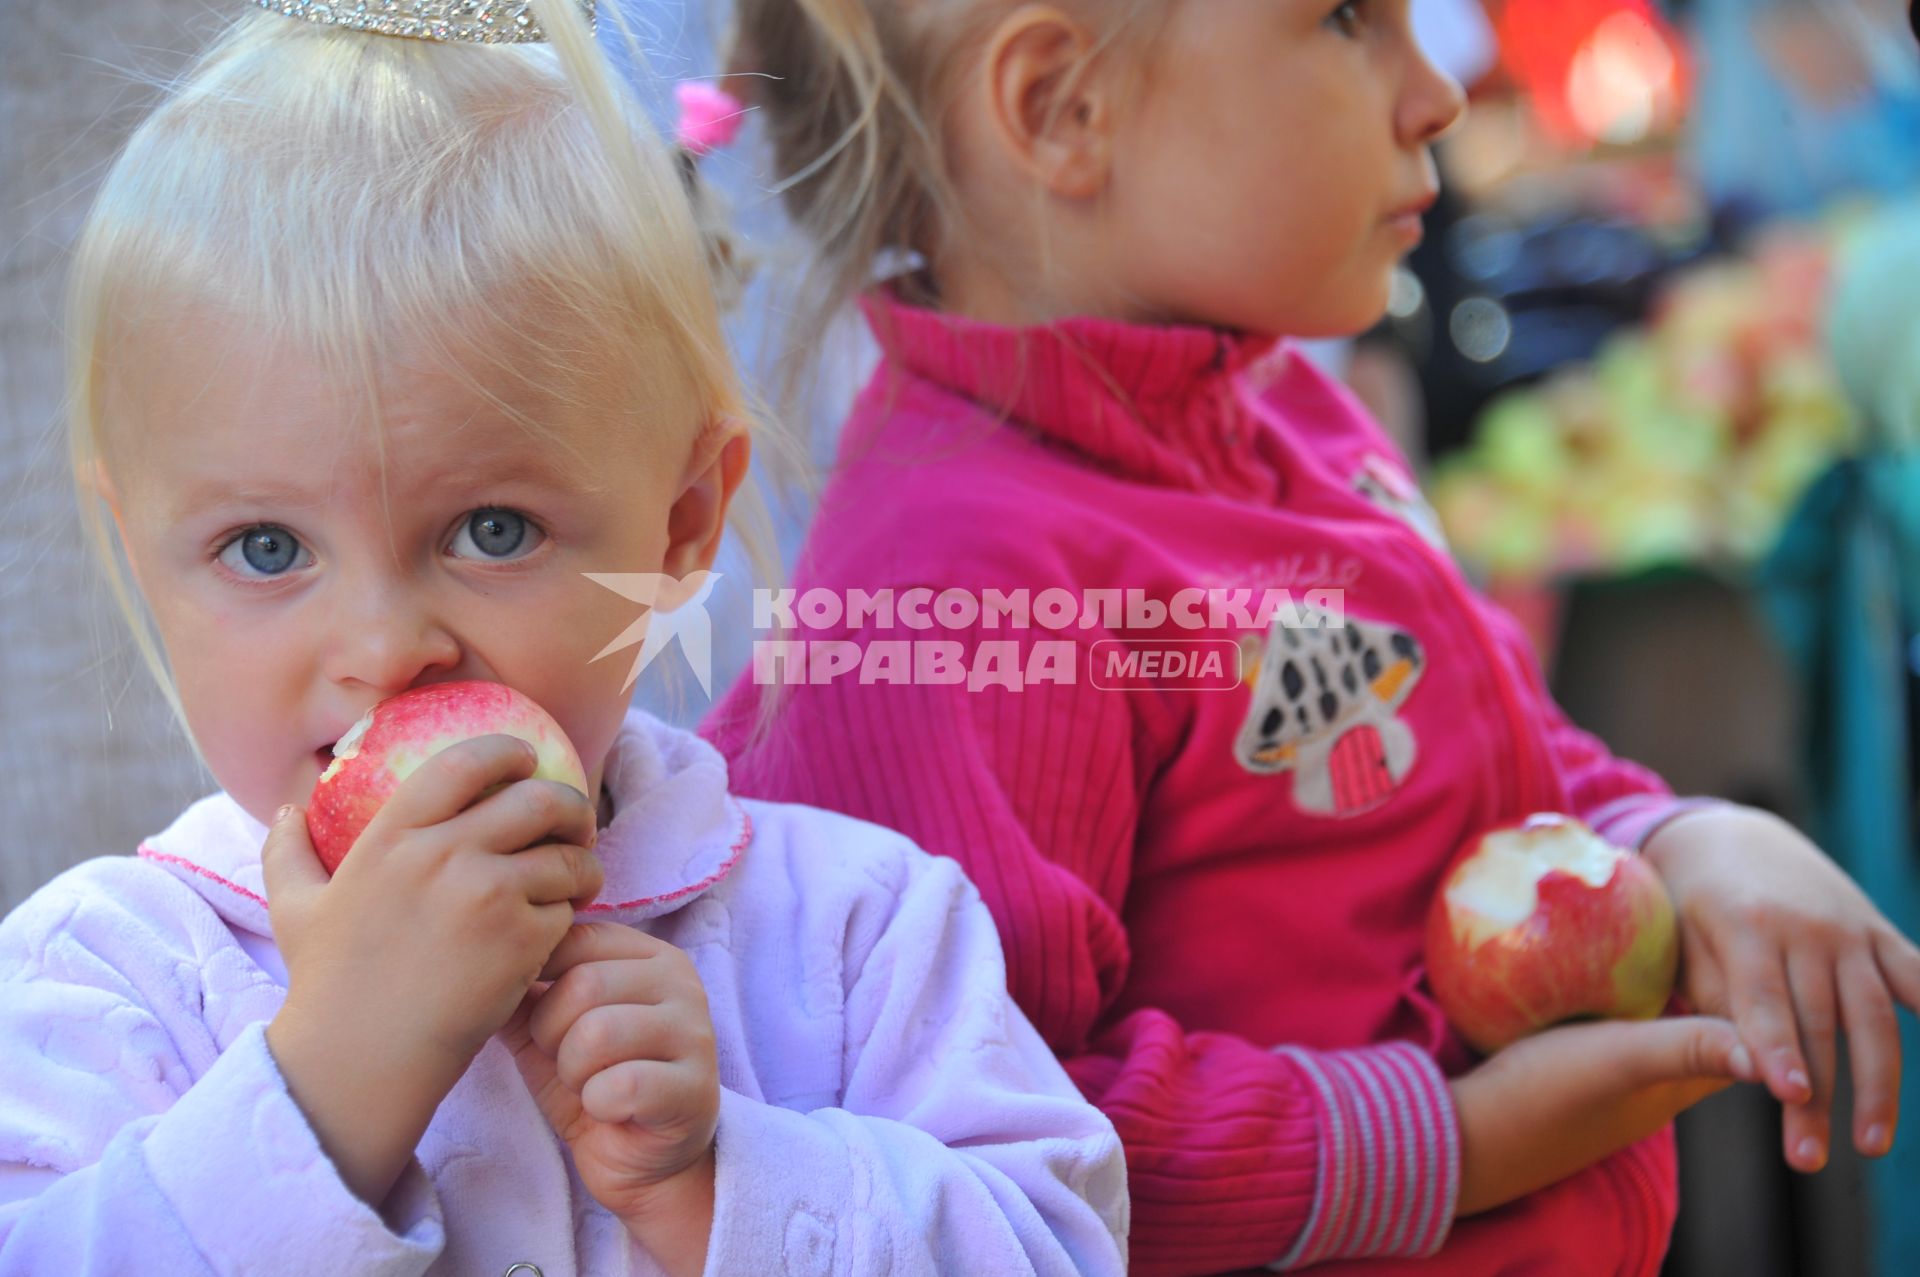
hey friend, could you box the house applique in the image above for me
[1233,607,1426,817]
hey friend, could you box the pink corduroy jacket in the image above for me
[706,296,1705,1275]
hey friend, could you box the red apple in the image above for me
[307,681,587,874]
[1426,814,1679,1055]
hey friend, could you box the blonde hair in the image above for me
[728,0,1163,353]
[67,0,778,724]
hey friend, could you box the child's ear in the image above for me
[91,460,122,523]
[661,419,752,582]
[90,461,144,585]
[981,6,1113,201]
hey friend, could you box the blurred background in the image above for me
[1356,7,1920,1266]
[4,1,1920,1272]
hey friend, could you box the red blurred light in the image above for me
[1498,0,1692,144]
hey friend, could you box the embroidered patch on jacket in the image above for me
[1233,608,1425,817]
[1353,452,1450,552]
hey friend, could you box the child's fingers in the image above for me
[1453,1016,1747,1217]
[498,985,587,1133]
[1839,947,1902,1157]
[537,920,672,982]
[1873,928,1920,1018]
[556,1002,687,1094]
[498,983,547,1055]
[507,841,605,908]
[437,777,598,861]
[579,1058,707,1128]
[529,958,668,1057]
[261,804,327,904]
[1782,952,1838,1171]
[1609,1015,1752,1090]
[1726,938,1815,1105]
[367,735,539,837]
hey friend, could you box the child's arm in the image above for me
[1639,805,1920,1170]
[1448,1011,1751,1214]
[255,740,601,1211]
[0,861,443,1276]
[0,736,601,1275]
[498,922,722,1277]
[1478,593,1920,1171]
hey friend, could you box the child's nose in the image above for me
[1399,43,1467,147]
[321,579,462,696]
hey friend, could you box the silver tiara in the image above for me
[252,1,597,45]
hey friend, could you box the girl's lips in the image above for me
[1385,189,1438,241]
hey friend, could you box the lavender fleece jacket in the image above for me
[0,709,1128,1275]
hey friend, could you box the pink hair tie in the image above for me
[674,83,748,157]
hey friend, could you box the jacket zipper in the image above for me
[1420,547,1550,819]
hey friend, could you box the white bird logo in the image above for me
[583,571,721,695]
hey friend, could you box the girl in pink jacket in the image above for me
[704,1,1920,1272]
[0,3,1128,1273]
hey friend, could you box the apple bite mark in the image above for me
[1442,820,1622,948]
[318,712,373,784]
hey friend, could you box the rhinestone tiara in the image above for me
[251,1,597,45]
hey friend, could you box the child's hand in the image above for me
[501,921,720,1277]
[1641,804,1920,1171]
[1451,1014,1755,1216]
[262,735,603,1206]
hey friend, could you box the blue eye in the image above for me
[451,508,544,561]
[218,526,309,578]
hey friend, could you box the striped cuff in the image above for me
[1585,795,1734,851]
[1267,1042,1459,1269]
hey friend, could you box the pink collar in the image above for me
[855,292,1289,499]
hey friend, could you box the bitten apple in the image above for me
[1426,814,1679,1054]
[307,681,588,874]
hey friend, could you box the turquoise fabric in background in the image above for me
[1764,455,1920,1272]
[1762,204,1920,1273]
